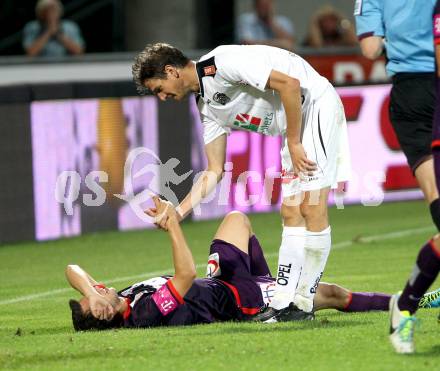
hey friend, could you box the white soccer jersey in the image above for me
[196,44,331,145]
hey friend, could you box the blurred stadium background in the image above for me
[1,1,439,369]
[0,0,420,244]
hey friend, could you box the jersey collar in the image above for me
[195,56,217,98]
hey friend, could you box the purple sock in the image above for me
[398,240,440,314]
[342,292,391,312]
[248,235,272,277]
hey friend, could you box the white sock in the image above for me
[270,226,305,310]
[294,226,331,312]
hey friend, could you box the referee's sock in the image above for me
[429,198,440,231]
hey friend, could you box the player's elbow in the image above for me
[65,264,78,279]
[285,77,300,92]
[65,264,76,273]
[179,269,197,282]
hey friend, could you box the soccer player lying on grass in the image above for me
[66,197,440,330]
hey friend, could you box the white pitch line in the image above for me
[0,225,434,306]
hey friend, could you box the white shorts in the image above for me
[281,87,351,198]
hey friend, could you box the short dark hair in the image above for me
[132,43,190,95]
[69,299,123,331]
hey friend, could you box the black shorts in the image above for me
[389,73,435,171]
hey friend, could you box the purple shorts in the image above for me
[208,235,274,315]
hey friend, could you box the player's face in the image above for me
[79,287,121,318]
[145,75,187,102]
[96,286,120,308]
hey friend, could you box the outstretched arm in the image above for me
[146,197,197,297]
[177,134,226,220]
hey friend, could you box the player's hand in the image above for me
[88,293,115,321]
[145,196,177,231]
[290,142,317,176]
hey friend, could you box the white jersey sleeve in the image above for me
[203,115,230,145]
[197,98,230,144]
[215,48,273,93]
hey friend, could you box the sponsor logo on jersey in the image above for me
[259,112,274,134]
[259,281,276,304]
[206,252,221,277]
[233,113,261,132]
[204,65,216,76]
[152,285,179,315]
[213,92,231,105]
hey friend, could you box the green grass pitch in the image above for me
[1,200,439,370]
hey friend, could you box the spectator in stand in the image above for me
[303,5,357,48]
[23,0,85,57]
[236,0,295,51]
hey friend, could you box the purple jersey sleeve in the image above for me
[124,281,184,327]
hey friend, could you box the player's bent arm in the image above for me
[267,70,316,173]
[177,134,226,220]
[166,217,197,297]
[65,265,101,298]
[65,265,115,319]
[359,36,384,60]
[267,70,302,143]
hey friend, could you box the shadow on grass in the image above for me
[412,344,440,357]
[163,317,371,337]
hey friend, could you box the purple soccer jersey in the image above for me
[119,235,276,328]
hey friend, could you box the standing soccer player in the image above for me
[384,1,440,354]
[133,43,350,321]
[354,0,440,230]
[132,43,350,322]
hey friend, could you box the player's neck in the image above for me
[116,296,128,314]
[182,61,200,94]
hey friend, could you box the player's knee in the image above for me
[300,203,327,223]
[225,211,250,229]
[280,204,303,226]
